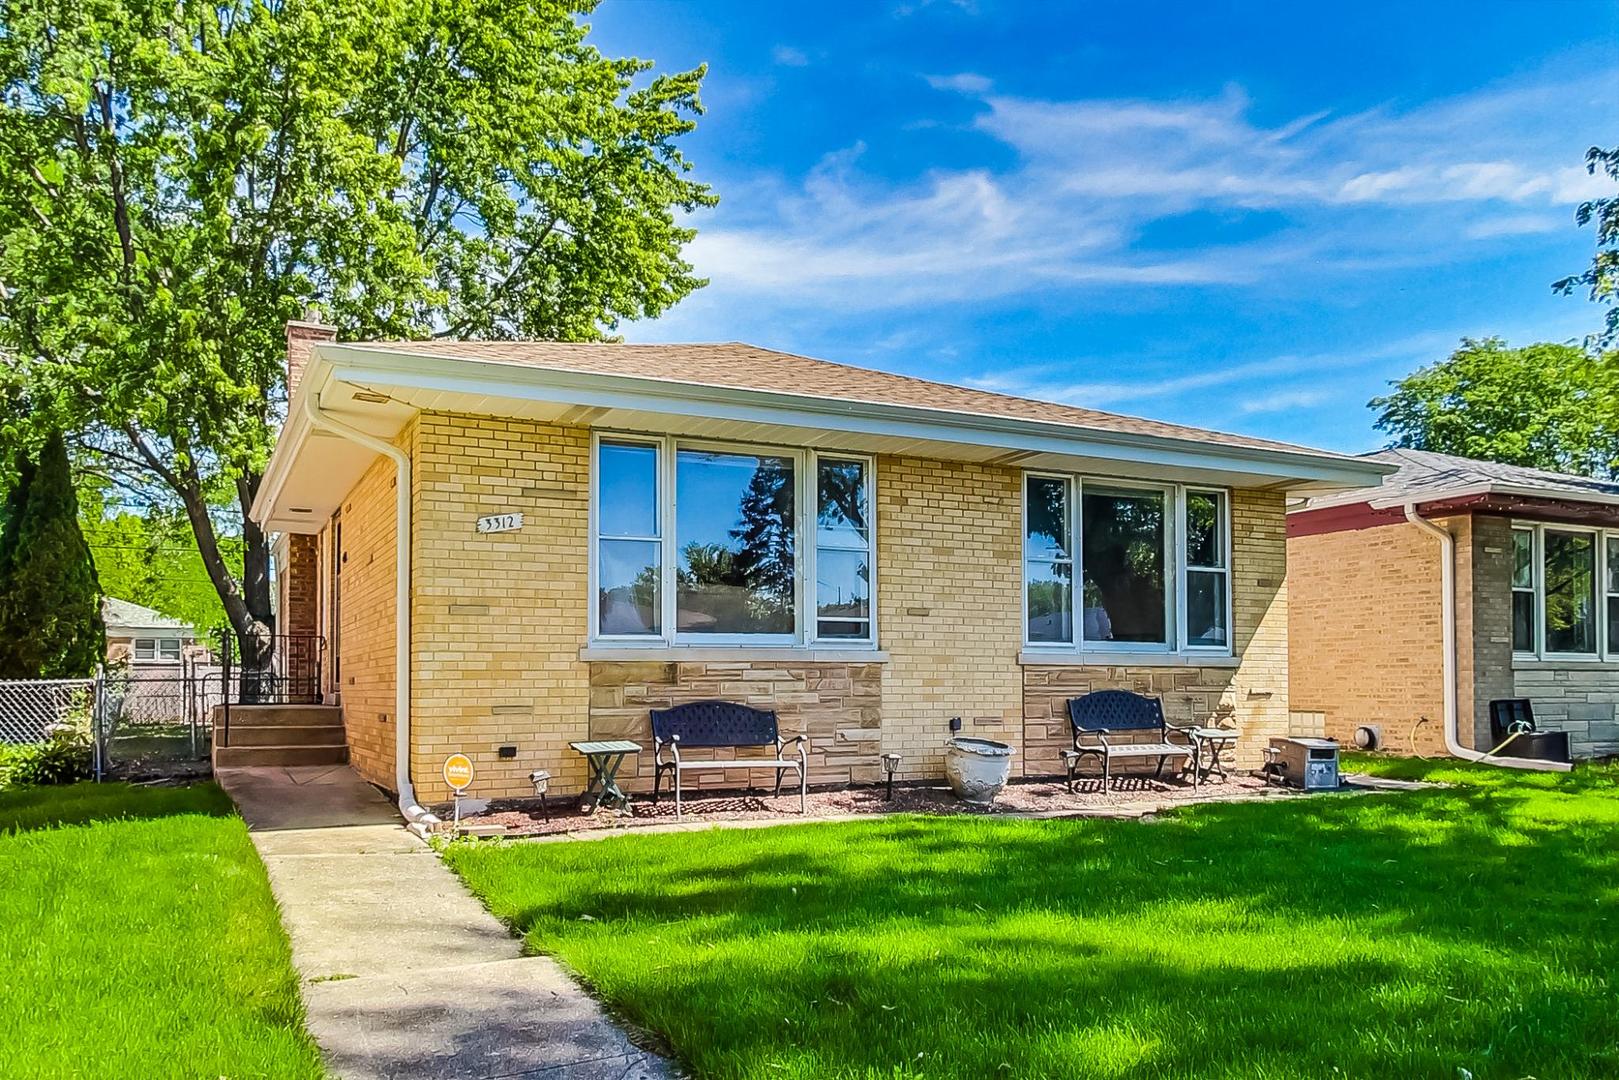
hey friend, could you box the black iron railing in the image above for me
[217,631,325,747]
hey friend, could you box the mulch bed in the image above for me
[457,772,1309,838]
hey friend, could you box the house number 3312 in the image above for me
[475,513,524,534]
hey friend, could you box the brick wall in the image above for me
[409,413,592,802]
[332,421,415,788]
[278,534,320,637]
[314,413,1301,799]
[588,661,883,791]
[875,455,1023,779]
[1288,515,1469,755]
[1462,515,1514,750]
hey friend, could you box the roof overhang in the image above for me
[253,342,1396,533]
[1290,483,1619,538]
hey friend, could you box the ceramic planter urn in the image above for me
[945,737,1015,804]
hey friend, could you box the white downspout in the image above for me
[1403,504,1571,772]
[302,393,442,824]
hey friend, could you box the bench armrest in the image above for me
[654,733,682,765]
[1163,723,1196,747]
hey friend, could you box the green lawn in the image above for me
[0,783,324,1079]
[446,755,1619,1080]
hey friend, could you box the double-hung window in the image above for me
[1021,475,1231,654]
[1512,522,1605,658]
[591,435,876,647]
[134,638,156,661]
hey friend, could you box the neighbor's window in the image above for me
[158,638,182,661]
[1609,536,1619,657]
[814,457,873,640]
[1081,485,1167,645]
[596,440,662,636]
[1511,528,1536,653]
[134,638,156,660]
[676,449,796,637]
[1543,529,1597,655]
[1024,476,1073,644]
[1184,490,1229,648]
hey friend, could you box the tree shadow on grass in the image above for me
[449,779,1619,1078]
[0,780,234,833]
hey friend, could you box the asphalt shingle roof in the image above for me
[1298,448,1619,511]
[343,340,1363,463]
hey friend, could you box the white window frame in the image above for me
[1512,520,1608,660]
[809,453,878,646]
[588,432,878,649]
[1180,487,1234,654]
[133,638,156,661]
[158,637,182,661]
[1021,474,1233,657]
[1021,472,1076,646]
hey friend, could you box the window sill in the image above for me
[581,645,890,664]
[1018,650,1240,669]
[1513,656,1619,671]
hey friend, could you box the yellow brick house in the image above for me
[251,322,1389,816]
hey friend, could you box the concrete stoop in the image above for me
[212,704,347,768]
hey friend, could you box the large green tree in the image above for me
[1554,144,1619,349]
[0,0,714,660]
[1371,338,1619,478]
[0,431,104,677]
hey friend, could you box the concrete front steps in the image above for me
[212,704,348,768]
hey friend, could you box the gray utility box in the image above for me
[1268,737,1340,791]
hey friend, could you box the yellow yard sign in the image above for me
[442,753,475,793]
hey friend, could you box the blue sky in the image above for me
[587,0,1619,454]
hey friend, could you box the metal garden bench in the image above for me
[650,700,809,818]
[1064,690,1193,790]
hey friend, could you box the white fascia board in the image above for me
[319,345,1392,489]
[249,362,324,528]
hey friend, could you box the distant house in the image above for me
[102,597,198,667]
[1290,449,1619,760]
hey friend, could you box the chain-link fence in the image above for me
[95,662,218,779]
[0,666,216,782]
[0,678,95,745]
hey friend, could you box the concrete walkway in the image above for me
[218,765,675,1080]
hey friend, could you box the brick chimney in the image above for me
[285,315,338,398]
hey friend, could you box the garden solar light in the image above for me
[881,753,901,800]
[529,769,551,822]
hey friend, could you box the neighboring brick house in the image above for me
[250,322,1388,807]
[1290,449,1619,760]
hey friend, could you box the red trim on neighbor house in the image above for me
[1286,502,1407,538]
[1288,492,1619,539]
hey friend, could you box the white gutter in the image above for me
[301,391,441,825]
[1402,504,1571,772]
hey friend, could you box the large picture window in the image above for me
[1022,476,1230,653]
[591,436,876,647]
[676,449,796,638]
[1081,486,1166,645]
[1512,522,1618,659]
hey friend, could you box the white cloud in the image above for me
[925,72,993,94]
[1239,388,1332,414]
[674,66,1617,310]
[771,45,809,67]
[1464,213,1564,239]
